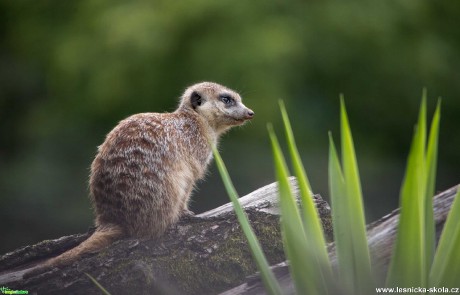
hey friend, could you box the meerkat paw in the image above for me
[181,208,195,217]
[179,209,200,222]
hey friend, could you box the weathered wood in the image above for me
[222,184,459,295]
[0,177,332,295]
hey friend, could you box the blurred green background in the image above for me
[1,0,459,254]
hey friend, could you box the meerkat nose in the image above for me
[246,109,255,119]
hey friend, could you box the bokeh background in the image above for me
[1,1,459,254]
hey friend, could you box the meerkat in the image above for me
[30,82,254,273]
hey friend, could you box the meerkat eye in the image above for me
[219,95,234,106]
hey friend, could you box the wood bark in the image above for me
[0,177,332,295]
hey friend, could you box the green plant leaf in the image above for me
[268,123,328,295]
[430,187,460,287]
[328,132,353,293]
[424,96,441,272]
[279,101,333,282]
[386,98,428,287]
[328,97,374,294]
[85,273,112,295]
[212,145,282,295]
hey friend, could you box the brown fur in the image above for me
[30,82,253,273]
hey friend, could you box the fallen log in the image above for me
[3,179,456,295]
[0,177,332,295]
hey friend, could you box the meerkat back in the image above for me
[90,82,254,239]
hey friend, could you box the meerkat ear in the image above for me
[190,91,202,109]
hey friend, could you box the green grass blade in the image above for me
[279,101,333,280]
[339,97,374,294]
[430,188,460,287]
[85,273,112,295]
[212,145,283,295]
[424,97,441,271]
[386,98,427,287]
[268,123,326,295]
[328,132,354,293]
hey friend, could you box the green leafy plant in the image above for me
[327,96,374,294]
[214,93,460,294]
[212,145,283,295]
[430,184,460,288]
[267,103,333,294]
[386,94,440,288]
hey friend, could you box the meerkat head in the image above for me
[179,82,254,134]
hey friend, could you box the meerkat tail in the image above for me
[25,224,123,277]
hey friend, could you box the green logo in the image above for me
[0,286,28,294]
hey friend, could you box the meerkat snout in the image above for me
[245,109,255,119]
